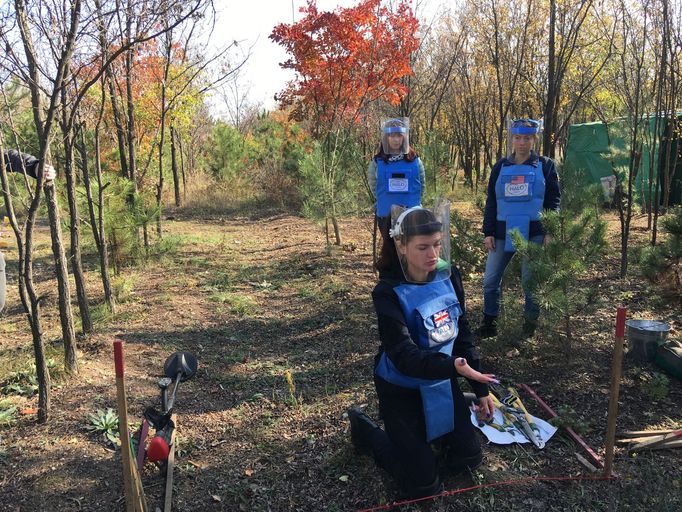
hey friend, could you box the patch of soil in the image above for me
[0,209,680,511]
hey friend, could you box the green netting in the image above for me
[563,116,682,206]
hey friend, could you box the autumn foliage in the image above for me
[270,0,419,132]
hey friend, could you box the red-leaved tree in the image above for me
[270,0,418,244]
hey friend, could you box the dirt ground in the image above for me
[0,203,680,512]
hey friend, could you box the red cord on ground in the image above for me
[356,474,616,512]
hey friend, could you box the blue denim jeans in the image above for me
[482,235,544,321]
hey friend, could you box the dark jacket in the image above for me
[482,151,560,239]
[371,265,489,398]
[2,150,40,179]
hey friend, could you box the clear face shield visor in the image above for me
[507,118,541,157]
[381,117,410,155]
[389,202,451,283]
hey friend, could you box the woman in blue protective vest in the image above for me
[368,118,425,237]
[348,204,496,499]
[479,119,561,339]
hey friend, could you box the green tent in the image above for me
[563,116,682,206]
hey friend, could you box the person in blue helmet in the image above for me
[1,150,56,313]
[348,203,496,499]
[478,119,561,339]
[368,118,425,237]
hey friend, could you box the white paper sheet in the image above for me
[470,407,558,447]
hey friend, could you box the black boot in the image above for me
[477,314,498,339]
[401,475,443,500]
[446,449,483,474]
[348,406,380,455]
[521,318,537,338]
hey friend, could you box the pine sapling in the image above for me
[512,208,607,354]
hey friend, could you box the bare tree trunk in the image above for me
[14,0,81,376]
[178,130,187,201]
[171,124,181,206]
[61,86,92,335]
[156,29,173,238]
[94,0,129,180]
[331,215,341,246]
[0,140,51,422]
[125,2,138,197]
[544,0,557,158]
[79,110,115,313]
[44,184,79,371]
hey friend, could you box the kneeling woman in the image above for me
[349,204,495,499]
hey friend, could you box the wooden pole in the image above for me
[114,340,148,512]
[603,307,627,478]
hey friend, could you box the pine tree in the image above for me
[512,207,607,353]
[640,206,682,305]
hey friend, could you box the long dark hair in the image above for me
[373,142,418,164]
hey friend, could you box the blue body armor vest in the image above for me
[375,278,462,442]
[375,158,421,217]
[495,160,546,252]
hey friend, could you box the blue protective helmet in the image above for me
[511,118,540,135]
[383,118,407,134]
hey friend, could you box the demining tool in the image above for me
[133,351,197,512]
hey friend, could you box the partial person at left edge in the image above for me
[0,149,56,313]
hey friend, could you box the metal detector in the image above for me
[160,352,198,413]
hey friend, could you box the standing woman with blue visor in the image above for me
[348,203,496,499]
[368,118,425,237]
[478,118,561,339]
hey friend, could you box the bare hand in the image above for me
[475,395,495,421]
[454,357,499,384]
[484,236,496,252]
[44,165,56,181]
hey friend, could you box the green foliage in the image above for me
[298,134,359,235]
[513,207,607,343]
[420,131,452,198]
[2,368,38,396]
[639,371,670,401]
[111,275,135,303]
[209,122,250,181]
[451,210,486,277]
[549,405,590,435]
[209,292,257,316]
[86,408,119,445]
[639,206,682,304]
[0,400,17,426]
[556,160,604,214]
[207,114,312,208]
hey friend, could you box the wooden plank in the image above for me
[629,429,682,453]
[164,414,177,512]
[618,429,680,438]
[649,439,682,450]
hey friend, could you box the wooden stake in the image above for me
[164,413,177,512]
[603,307,627,478]
[629,429,682,453]
[114,340,148,512]
[618,428,681,438]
